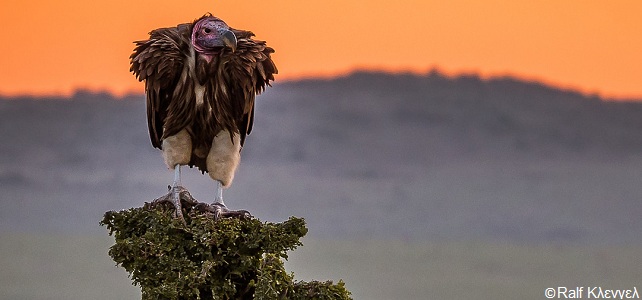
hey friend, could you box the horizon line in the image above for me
[1,68,640,102]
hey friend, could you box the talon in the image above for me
[210,203,252,220]
[151,185,197,225]
[150,180,250,222]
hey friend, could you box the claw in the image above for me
[212,203,252,220]
[194,202,252,220]
[151,185,197,225]
[150,170,250,222]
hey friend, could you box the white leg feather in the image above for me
[206,130,241,187]
[162,129,192,169]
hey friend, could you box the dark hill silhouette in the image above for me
[1,71,641,243]
[264,71,642,159]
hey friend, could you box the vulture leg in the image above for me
[170,164,185,220]
[201,131,251,219]
[152,129,195,221]
[209,180,252,220]
[214,180,224,205]
[151,164,198,224]
[189,180,251,219]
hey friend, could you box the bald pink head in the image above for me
[191,16,237,55]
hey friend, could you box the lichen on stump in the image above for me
[100,200,351,299]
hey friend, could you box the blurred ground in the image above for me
[1,72,642,299]
[1,234,641,300]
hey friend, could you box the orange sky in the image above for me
[0,0,641,99]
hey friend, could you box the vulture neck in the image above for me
[197,51,215,63]
[194,52,219,86]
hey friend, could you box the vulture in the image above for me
[130,14,277,218]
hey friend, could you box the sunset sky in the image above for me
[1,0,640,99]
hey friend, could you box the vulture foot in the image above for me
[194,202,252,220]
[151,185,197,224]
[150,184,250,222]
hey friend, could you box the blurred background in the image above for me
[1,1,642,299]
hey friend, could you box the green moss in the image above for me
[100,202,351,299]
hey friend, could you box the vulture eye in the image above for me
[204,28,211,34]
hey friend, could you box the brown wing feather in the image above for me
[227,28,278,147]
[129,25,190,149]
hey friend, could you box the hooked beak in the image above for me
[220,29,237,52]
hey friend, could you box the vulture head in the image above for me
[191,16,237,56]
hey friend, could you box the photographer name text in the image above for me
[545,287,639,299]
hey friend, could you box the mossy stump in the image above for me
[100,200,351,299]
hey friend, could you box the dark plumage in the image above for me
[129,14,277,218]
[130,14,277,173]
